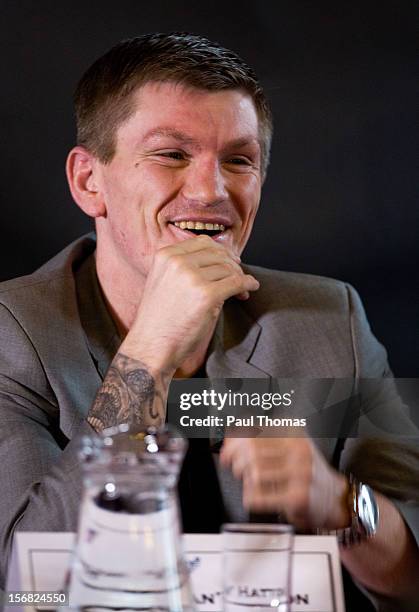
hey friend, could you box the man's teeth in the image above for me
[173,221,226,232]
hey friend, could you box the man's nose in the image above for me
[181,158,228,206]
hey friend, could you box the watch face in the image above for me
[358,484,379,535]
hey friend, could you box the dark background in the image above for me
[0,1,417,375]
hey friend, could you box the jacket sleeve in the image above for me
[338,284,419,610]
[0,303,93,588]
[338,284,419,545]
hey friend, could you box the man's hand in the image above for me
[123,235,260,375]
[220,436,350,530]
[88,236,259,432]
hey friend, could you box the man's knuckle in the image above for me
[169,253,186,271]
[249,463,262,483]
[247,441,259,462]
[226,259,240,273]
[196,284,213,306]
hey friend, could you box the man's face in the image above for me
[95,81,262,279]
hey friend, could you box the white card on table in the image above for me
[5,532,345,612]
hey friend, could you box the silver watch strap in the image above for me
[317,474,379,547]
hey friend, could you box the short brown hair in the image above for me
[74,32,273,175]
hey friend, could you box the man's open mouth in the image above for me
[169,220,227,237]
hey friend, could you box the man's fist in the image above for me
[220,436,350,530]
[122,235,259,375]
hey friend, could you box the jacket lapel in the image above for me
[75,254,121,381]
[205,299,269,522]
[206,299,270,379]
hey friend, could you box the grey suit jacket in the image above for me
[0,234,418,606]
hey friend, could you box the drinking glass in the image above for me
[222,523,294,612]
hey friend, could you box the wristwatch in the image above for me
[319,474,380,547]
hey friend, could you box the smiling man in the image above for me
[0,33,418,609]
[67,80,262,395]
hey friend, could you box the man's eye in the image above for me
[224,157,255,172]
[226,157,250,165]
[159,151,185,160]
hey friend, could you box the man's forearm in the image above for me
[341,492,419,603]
[87,352,170,432]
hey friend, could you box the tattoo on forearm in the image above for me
[87,353,168,432]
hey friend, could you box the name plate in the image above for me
[5,532,345,612]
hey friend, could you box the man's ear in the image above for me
[66,146,106,218]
